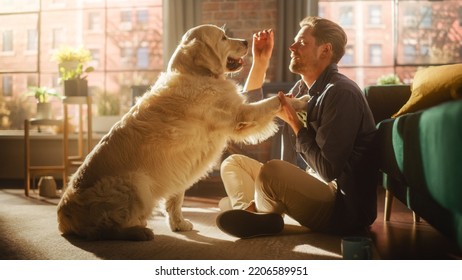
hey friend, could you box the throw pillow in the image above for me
[392,63,462,118]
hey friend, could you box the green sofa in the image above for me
[364,85,462,249]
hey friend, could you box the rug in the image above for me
[0,189,376,260]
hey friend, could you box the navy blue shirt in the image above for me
[249,64,379,233]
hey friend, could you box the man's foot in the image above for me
[216,209,284,238]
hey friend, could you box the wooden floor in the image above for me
[2,179,461,260]
[189,180,462,260]
[370,188,462,260]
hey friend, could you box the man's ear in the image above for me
[320,43,333,58]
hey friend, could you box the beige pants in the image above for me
[220,154,337,230]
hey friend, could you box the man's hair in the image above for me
[300,16,347,63]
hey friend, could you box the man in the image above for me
[216,16,378,238]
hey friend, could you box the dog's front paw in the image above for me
[169,218,194,232]
[290,95,310,111]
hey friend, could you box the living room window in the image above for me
[0,0,461,131]
[320,0,462,86]
[0,0,163,130]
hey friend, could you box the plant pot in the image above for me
[36,102,53,119]
[38,176,58,198]
[64,79,88,96]
[131,85,150,105]
[92,115,121,133]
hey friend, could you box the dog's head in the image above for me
[167,24,248,78]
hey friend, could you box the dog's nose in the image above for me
[242,40,248,47]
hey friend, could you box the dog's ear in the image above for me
[189,39,224,77]
[167,38,198,74]
[168,38,223,77]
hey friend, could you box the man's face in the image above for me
[289,26,324,75]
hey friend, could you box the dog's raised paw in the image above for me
[290,95,310,111]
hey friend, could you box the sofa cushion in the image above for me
[364,85,411,124]
[393,64,462,117]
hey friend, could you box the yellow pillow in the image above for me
[392,64,462,118]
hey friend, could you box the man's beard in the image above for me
[289,59,304,74]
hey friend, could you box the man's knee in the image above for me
[259,159,283,184]
[220,154,249,174]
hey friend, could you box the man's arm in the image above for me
[243,29,274,92]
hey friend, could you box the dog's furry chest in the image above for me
[139,74,244,134]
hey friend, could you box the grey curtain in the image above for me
[276,0,318,82]
[162,0,202,70]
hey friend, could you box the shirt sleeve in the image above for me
[295,86,364,182]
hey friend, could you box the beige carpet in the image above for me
[0,188,374,260]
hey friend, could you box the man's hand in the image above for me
[277,91,304,135]
[244,29,274,91]
[252,29,274,68]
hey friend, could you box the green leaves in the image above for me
[25,86,62,103]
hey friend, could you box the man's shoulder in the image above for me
[331,73,362,94]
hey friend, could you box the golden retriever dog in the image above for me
[57,24,308,241]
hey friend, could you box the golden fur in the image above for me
[57,24,308,241]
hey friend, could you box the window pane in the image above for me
[397,0,462,64]
[320,0,462,88]
[0,14,38,72]
[319,0,394,87]
[0,1,162,130]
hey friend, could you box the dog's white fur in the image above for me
[57,24,308,241]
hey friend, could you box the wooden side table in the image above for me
[62,96,93,179]
[24,118,65,196]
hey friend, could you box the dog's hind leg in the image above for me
[100,226,155,241]
[165,191,193,231]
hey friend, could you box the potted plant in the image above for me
[92,91,121,133]
[376,74,402,85]
[52,46,94,96]
[25,86,62,119]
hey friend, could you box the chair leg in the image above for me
[413,212,421,223]
[24,119,30,197]
[384,190,393,222]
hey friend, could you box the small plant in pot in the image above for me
[93,91,121,133]
[52,46,94,96]
[376,74,402,85]
[25,86,62,119]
